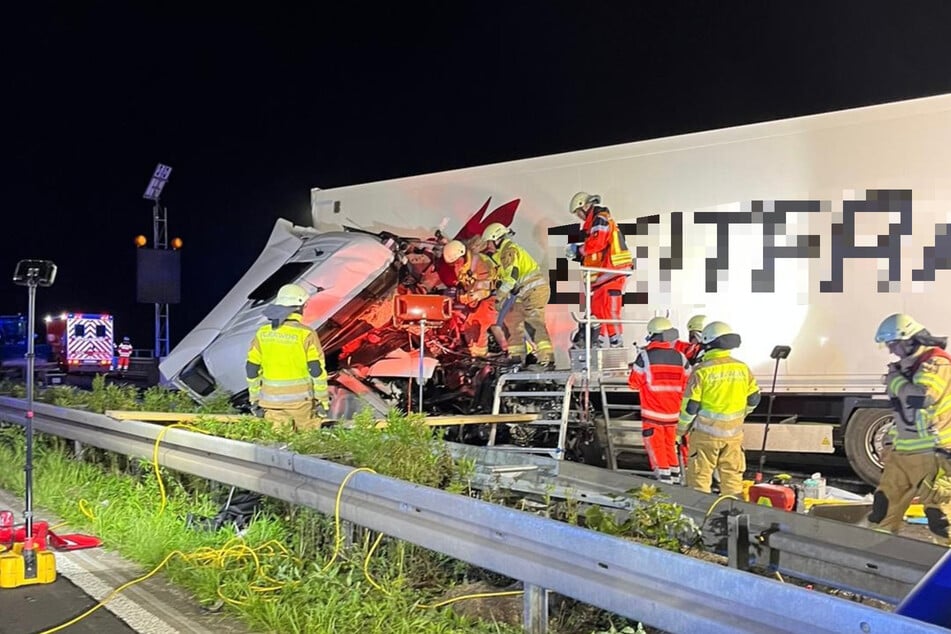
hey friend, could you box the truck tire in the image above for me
[844,408,894,486]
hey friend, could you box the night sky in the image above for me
[5,3,951,354]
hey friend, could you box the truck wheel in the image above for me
[844,408,893,486]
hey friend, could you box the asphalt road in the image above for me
[0,575,137,634]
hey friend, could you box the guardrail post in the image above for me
[728,514,751,571]
[522,582,548,634]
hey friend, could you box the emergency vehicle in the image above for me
[162,92,951,485]
[45,313,115,373]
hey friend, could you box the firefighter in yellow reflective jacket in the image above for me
[677,321,760,496]
[246,283,330,431]
[482,222,554,369]
[868,313,951,543]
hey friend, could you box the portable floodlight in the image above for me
[12,260,57,288]
[1,260,58,587]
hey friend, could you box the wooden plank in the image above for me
[377,413,539,428]
[106,410,539,427]
[105,410,249,422]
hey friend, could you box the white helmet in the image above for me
[482,222,510,243]
[275,283,309,307]
[687,314,706,333]
[700,321,741,350]
[569,191,601,215]
[443,240,467,264]
[874,313,926,344]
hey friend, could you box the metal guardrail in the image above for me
[0,398,947,634]
[450,442,947,604]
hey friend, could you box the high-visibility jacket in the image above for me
[628,341,689,423]
[495,238,546,295]
[674,339,703,366]
[582,206,632,286]
[117,342,134,358]
[246,313,329,408]
[887,347,951,452]
[455,251,498,306]
[678,349,761,438]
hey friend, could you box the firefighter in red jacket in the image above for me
[675,314,706,366]
[628,317,690,483]
[868,313,951,544]
[566,192,633,348]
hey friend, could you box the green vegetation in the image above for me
[0,377,690,632]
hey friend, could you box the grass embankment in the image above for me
[0,378,692,633]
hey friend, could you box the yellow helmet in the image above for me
[647,316,673,335]
[687,314,706,333]
[275,283,309,307]
[482,222,510,243]
[443,240,467,264]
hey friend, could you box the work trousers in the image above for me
[264,399,322,432]
[869,451,951,541]
[117,356,131,371]
[642,420,680,475]
[503,285,553,364]
[591,277,625,337]
[686,430,746,496]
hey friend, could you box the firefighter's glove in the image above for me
[565,243,583,261]
[249,401,264,418]
[314,399,330,419]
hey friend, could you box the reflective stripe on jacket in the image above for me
[496,238,544,292]
[582,206,632,286]
[677,349,760,437]
[888,347,951,452]
[246,314,328,407]
[628,341,689,423]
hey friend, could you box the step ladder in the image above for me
[489,370,580,459]
[595,371,645,471]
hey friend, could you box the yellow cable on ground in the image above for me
[78,498,97,522]
[416,589,525,610]
[38,537,300,634]
[322,466,376,572]
[687,494,740,552]
[152,423,212,516]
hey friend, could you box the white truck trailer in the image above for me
[304,93,951,484]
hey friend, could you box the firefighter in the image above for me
[628,317,690,483]
[443,239,504,357]
[246,283,330,432]
[868,313,951,544]
[677,321,761,496]
[116,336,133,373]
[675,314,706,366]
[566,192,633,348]
[481,222,554,369]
